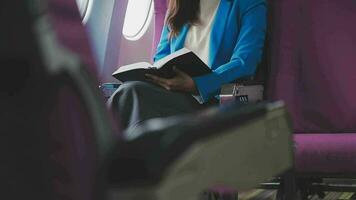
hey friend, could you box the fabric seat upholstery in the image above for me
[294,134,356,174]
[267,0,356,175]
[153,0,356,176]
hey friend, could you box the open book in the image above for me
[112,48,212,83]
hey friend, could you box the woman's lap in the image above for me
[107,81,206,130]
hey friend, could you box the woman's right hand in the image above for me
[145,66,198,94]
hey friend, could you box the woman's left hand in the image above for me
[145,66,198,94]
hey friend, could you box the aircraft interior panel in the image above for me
[2,0,356,200]
[79,0,155,82]
[80,0,116,73]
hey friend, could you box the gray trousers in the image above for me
[107,81,215,130]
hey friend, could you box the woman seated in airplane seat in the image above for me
[108,0,267,131]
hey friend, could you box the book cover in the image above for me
[112,48,211,83]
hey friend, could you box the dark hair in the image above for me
[166,0,200,38]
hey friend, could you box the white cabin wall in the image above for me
[83,0,155,83]
[103,1,155,83]
[117,19,155,68]
[84,0,116,72]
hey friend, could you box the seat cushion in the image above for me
[294,134,356,174]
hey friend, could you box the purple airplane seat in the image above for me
[154,0,356,199]
[267,0,356,198]
[0,1,116,200]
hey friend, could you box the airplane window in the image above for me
[123,0,154,41]
[75,0,92,23]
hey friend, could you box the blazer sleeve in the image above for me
[193,1,267,103]
[153,25,171,62]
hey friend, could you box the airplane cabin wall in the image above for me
[83,0,155,83]
[84,0,116,79]
[117,20,154,78]
[116,1,155,82]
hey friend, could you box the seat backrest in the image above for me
[267,0,356,132]
[1,1,118,200]
[1,2,48,199]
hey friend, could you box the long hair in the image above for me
[166,0,200,38]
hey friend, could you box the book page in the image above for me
[112,62,152,75]
[153,48,192,68]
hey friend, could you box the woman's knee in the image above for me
[118,81,155,93]
[108,81,154,107]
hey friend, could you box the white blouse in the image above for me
[184,0,221,66]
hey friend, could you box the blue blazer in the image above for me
[153,0,267,103]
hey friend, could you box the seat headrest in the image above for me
[47,0,98,75]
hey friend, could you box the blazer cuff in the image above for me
[193,72,222,103]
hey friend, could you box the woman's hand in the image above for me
[145,66,198,94]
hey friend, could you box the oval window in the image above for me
[75,0,93,23]
[123,0,154,41]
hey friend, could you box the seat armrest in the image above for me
[99,83,121,99]
[220,84,264,105]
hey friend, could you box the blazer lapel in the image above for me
[209,0,232,67]
[171,24,189,51]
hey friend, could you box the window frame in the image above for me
[122,0,154,41]
[75,0,93,24]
